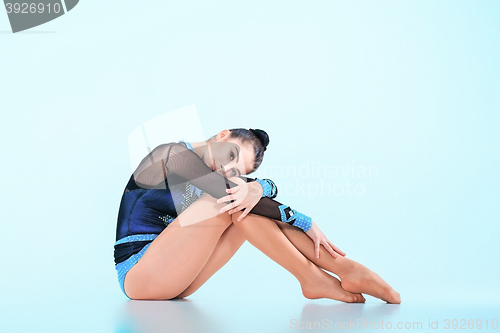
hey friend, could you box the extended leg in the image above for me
[275,222,401,304]
[230,211,365,303]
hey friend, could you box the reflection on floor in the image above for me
[115,297,500,333]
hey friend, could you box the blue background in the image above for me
[1,1,499,332]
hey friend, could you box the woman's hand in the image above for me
[305,221,346,259]
[217,180,263,221]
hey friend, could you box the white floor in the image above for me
[4,295,493,332]
[112,299,499,333]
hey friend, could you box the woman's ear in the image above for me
[216,129,231,141]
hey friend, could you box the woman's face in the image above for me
[207,137,255,178]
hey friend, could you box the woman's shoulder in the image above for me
[162,141,199,158]
[144,141,190,158]
[159,141,189,151]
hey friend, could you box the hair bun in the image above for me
[249,128,269,151]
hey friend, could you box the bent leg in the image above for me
[275,222,401,304]
[174,223,246,298]
[123,194,234,300]
[231,211,365,303]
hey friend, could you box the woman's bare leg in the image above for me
[230,211,365,303]
[123,193,235,300]
[275,222,401,304]
[171,177,359,301]
[169,209,399,303]
[174,223,246,298]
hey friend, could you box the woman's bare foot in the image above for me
[340,265,401,304]
[301,268,366,303]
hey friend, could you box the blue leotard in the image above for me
[114,140,310,298]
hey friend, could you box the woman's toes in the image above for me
[339,291,364,303]
[385,289,401,304]
[354,293,365,303]
[343,294,357,303]
[378,284,401,304]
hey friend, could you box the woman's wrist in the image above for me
[278,205,312,233]
[292,211,312,232]
[255,178,277,198]
[249,180,264,197]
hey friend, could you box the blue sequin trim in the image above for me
[256,178,272,197]
[278,205,312,232]
[255,178,277,198]
[179,140,194,152]
[116,242,153,298]
[114,234,159,246]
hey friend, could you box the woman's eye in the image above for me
[230,151,235,161]
[232,169,237,176]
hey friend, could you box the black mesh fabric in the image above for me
[132,142,295,221]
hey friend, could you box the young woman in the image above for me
[114,128,401,303]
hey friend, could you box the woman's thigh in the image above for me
[124,193,233,300]
[174,221,246,298]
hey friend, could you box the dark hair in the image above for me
[211,128,270,173]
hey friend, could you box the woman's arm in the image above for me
[254,178,278,198]
[164,143,311,232]
[221,176,277,199]
[215,177,277,220]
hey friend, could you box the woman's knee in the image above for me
[182,193,233,228]
[230,211,244,224]
[228,176,246,186]
[194,178,245,227]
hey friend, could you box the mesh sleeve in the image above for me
[162,143,310,231]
